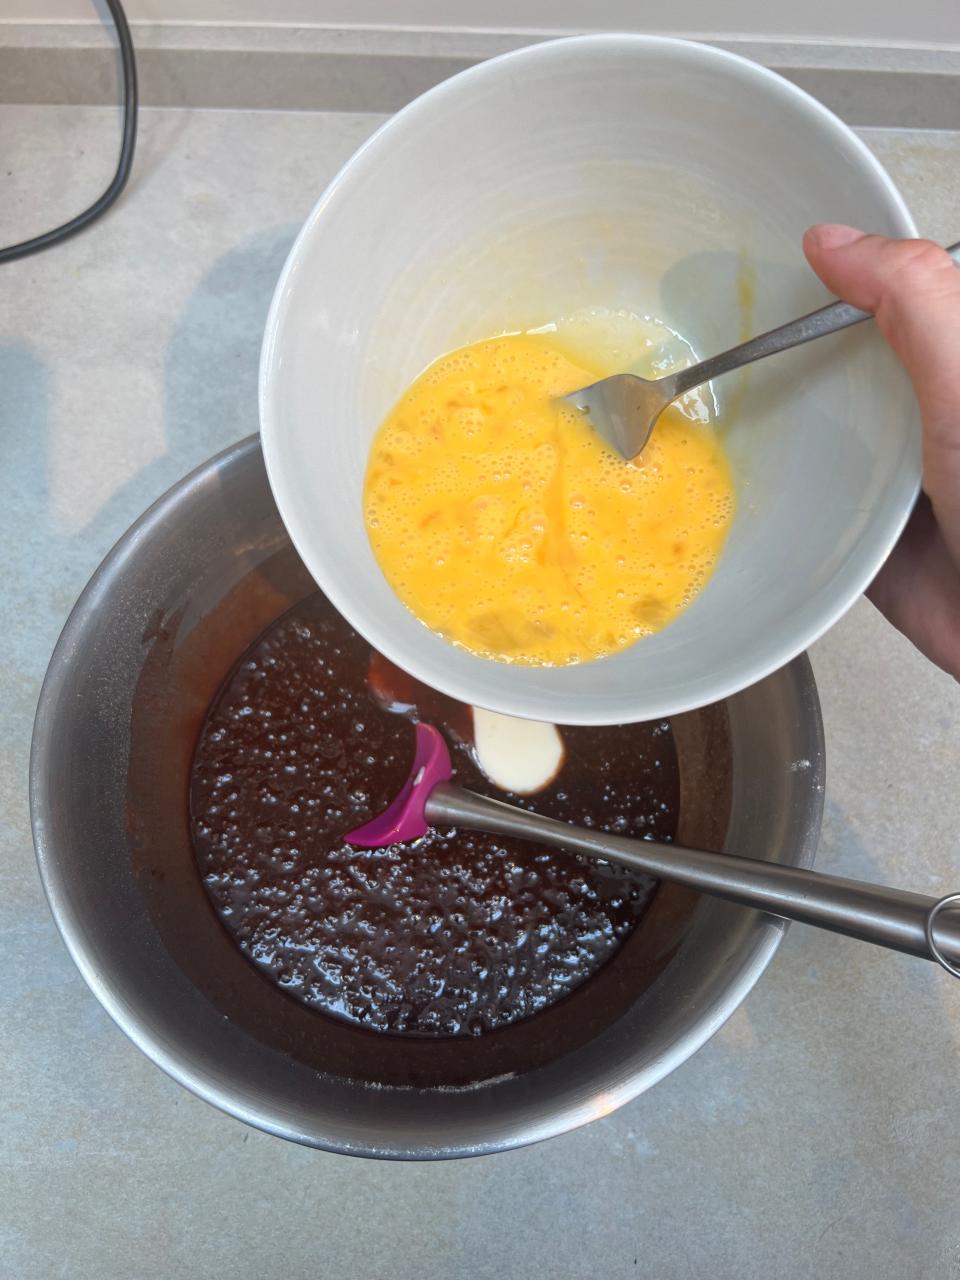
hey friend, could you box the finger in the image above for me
[867,498,960,681]
[803,226,960,567]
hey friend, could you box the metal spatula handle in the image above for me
[426,783,960,975]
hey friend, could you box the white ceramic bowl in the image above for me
[260,34,920,725]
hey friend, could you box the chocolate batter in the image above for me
[190,594,680,1038]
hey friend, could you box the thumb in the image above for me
[803,225,960,565]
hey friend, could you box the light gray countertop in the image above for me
[1,105,958,1279]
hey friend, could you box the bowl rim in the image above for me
[30,435,825,1160]
[259,31,920,727]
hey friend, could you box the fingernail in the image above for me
[807,223,864,250]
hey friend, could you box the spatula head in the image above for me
[345,722,452,848]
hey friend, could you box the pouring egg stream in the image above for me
[363,311,735,667]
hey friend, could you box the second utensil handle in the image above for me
[672,239,960,397]
[426,784,960,968]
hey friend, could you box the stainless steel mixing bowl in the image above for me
[30,437,824,1159]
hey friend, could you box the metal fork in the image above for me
[564,241,960,459]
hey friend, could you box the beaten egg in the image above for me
[364,324,735,666]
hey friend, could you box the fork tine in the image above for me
[562,376,659,460]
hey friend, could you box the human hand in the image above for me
[803,225,960,680]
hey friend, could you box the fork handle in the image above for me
[672,240,960,398]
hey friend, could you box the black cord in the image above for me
[0,0,138,264]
